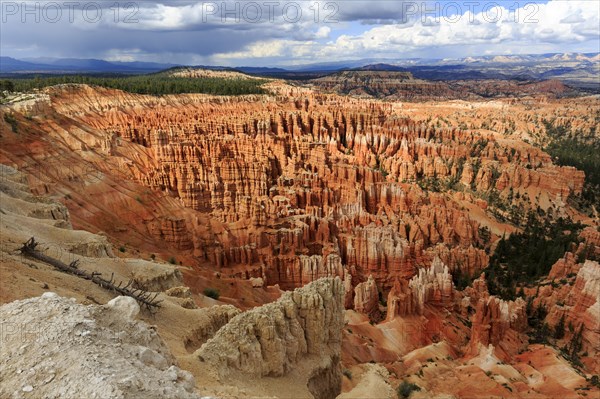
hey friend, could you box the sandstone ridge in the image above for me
[198,277,344,397]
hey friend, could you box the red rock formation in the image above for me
[534,255,599,356]
[0,84,588,305]
[568,261,600,352]
[548,251,580,280]
[353,275,380,320]
[409,257,454,315]
[2,83,599,399]
[463,273,489,304]
[466,273,528,358]
[386,257,454,319]
[469,296,527,355]
[386,278,415,319]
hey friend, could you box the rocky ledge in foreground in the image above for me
[0,293,201,399]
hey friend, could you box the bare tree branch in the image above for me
[20,237,162,310]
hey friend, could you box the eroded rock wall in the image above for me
[197,277,344,388]
[0,85,587,301]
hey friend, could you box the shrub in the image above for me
[478,226,492,246]
[119,246,126,253]
[168,256,176,265]
[203,287,220,300]
[3,113,18,133]
[342,369,352,380]
[553,314,566,339]
[397,381,421,399]
[0,79,15,92]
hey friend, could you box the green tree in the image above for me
[397,381,421,399]
[553,314,566,339]
[0,80,15,92]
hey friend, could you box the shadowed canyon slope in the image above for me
[1,81,599,398]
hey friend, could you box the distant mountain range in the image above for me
[1,52,598,90]
[0,57,179,74]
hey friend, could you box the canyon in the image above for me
[312,70,581,101]
[1,76,599,398]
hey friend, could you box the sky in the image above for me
[1,0,599,66]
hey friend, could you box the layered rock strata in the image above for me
[197,277,344,384]
[0,84,588,300]
[386,257,454,318]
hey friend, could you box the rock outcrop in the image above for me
[353,275,380,320]
[386,257,454,319]
[569,260,600,351]
[386,278,415,318]
[0,293,201,399]
[197,277,344,388]
[469,296,528,356]
[466,274,528,357]
[2,83,600,399]
[409,257,455,315]
[540,259,600,353]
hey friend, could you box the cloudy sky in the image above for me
[1,0,599,66]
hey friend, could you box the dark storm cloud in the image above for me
[0,0,317,61]
[0,1,598,65]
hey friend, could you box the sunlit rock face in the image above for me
[386,257,454,319]
[0,84,587,299]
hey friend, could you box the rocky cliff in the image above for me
[464,273,528,358]
[197,277,344,397]
[386,257,454,319]
[537,257,600,355]
[468,295,528,358]
[353,274,380,320]
[1,82,599,399]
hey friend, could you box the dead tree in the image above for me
[20,237,162,310]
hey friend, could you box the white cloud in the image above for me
[315,26,331,39]
[217,0,599,63]
[1,1,598,65]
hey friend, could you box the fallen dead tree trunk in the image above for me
[19,237,162,310]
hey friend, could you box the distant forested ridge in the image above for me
[0,74,267,96]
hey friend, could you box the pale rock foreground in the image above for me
[197,277,345,399]
[0,293,201,399]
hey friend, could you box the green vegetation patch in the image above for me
[203,287,220,300]
[397,381,421,398]
[485,213,583,300]
[3,113,18,133]
[543,119,600,215]
[5,74,268,96]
